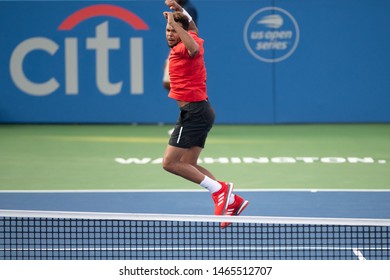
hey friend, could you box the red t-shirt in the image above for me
[168,31,207,102]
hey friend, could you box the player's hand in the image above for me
[163,11,174,24]
[165,0,183,12]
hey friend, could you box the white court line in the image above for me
[352,248,367,260]
[4,246,388,259]
[5,246,388,252]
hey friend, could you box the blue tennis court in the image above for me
[0,190,390,219]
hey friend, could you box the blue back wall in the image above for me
[1,0,389,123]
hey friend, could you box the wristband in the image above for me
[182,8,193,23]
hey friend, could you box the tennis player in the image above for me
[162,0,248,227]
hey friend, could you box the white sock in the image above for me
[200,176,221,193]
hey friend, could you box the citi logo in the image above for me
[9,4,149,96]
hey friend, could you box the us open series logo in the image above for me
[244,7,300,63]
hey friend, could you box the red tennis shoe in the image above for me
[212,181,234,215]
[221,194,249,229]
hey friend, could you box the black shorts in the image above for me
[169,100,215,149]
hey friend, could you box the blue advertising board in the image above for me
[0,0,389,123]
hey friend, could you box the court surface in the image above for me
[0,124,389,219]
[0,190,389,219]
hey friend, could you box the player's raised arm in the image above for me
[165,0,198,34]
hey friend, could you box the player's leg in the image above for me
[162,144,233,215]
[162,100,237,215]
[180,146,216,180]
[162,144,205,184]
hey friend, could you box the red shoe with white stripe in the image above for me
[221,195,249,229]
[212,181,234,215]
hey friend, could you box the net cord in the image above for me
[1,209,389,226]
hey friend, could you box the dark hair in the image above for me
[173,12,189,31]
[176,0,187,5]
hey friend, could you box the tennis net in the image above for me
[1,210,389,260]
